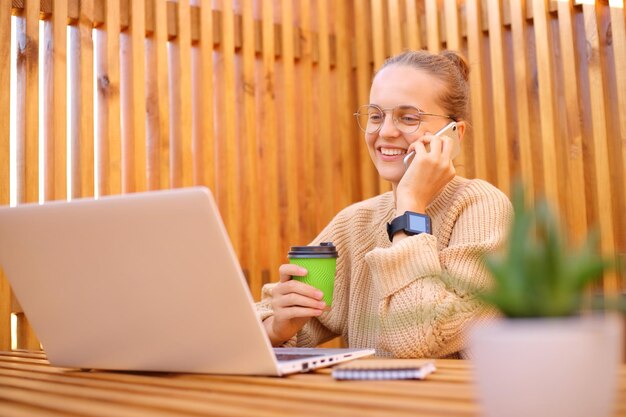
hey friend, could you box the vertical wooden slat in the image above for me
[510,0,534,204]
[582,2,618,293]
[335,0,356,208]
[388,0,403,54]
[131,0,147,192]
[531,0,559,207]
[52,0,67,201]
[405,0,422,50]
[149,0,170,190]
[14,0,40,350]
[43,21,54,201]
[316,0,335,223]
[220,0,239,257]
[556,0,587,243]
[281,0,300,248]
[371,0,391,193]
[354,0,378,199]
[443,0,469,179]
[69,26,80,199]
[444,0,460,50]
[177,0,192,188]
[106,0,121,195]
[486,0,510,195]
[425,0,441,52]
[261,0,279,279]
[240,0,260,298]
[199,0,215,191]
[466,0,488,180]
[0,0,11,351]
[78,0,95,198]
[609,0,626,247]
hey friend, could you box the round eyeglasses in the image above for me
[354,104,453,134]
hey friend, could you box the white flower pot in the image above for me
[469,314,623,417]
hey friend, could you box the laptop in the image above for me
[0,187,374,375]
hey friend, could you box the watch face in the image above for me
[408,214,428,232]
[407,213,431,233]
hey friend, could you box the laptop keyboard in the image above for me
[275,353,323,362]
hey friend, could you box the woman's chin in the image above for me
[376,165,403,186]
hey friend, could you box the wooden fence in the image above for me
[0,0,625,351]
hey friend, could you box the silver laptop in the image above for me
[0,187,374,375]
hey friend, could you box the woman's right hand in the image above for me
[263,263,327,346]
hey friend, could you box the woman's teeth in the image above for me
[380,148,406,156]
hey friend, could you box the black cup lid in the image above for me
[288,242,338,258]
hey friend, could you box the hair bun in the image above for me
[441,50,470,82]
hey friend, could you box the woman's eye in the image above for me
[369,114,383,123]
[400,115,420,125]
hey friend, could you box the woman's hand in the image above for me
[263,263,327,346]
[395,132,456,214]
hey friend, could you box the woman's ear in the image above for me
[456,120,466,141]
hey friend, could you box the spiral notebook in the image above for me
[332,359,436,380]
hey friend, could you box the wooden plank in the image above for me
[443,0,469,179]
[281,0,300,248]
[486,0,510,195]
[151,0,168,189]
[465,0,488,180]
[43,21,54,201]
[52,0,67,201]
[0,0,9,351]
[335,1,356,209]
[371,0,391,194]
[405,0,423,50]
[78,0,95,198]
[556,0,587,243]
[240,0,260,298]
[220,0,239,257]
[198,0,215,191]
[69,25,80,199]
[261,0,279,280]
[354,0,378,199]
[582,2,618,294]
[425,0,440,52]
[509,0,534,205]
[388,0,403,54]
[177,0,193,188]
[14,0,40,350]
[609,0,626,255]
[531,0,560,206]
[130,0,147,192]
[316,0,336,223]
[106,0,121,195]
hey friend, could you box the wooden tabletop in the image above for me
[0,350,624,417]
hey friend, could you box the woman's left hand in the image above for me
[395,132,456,214]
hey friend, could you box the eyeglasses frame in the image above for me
[353,104,454,134]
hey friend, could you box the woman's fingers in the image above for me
[273,291,326,310]
[273,279,324,301]
[278,263,308,282]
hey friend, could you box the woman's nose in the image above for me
[378,113,400,137]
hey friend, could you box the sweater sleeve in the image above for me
[365,183,512,358]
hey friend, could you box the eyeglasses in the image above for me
[354,104,453,134]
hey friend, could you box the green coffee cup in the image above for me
[288,242,338,306]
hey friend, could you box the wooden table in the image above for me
[0,350,624,417]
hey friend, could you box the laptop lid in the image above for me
[0,187,286,375]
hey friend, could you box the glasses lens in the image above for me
[356,105,383,133]
[393,106,422,133]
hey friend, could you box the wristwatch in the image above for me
[387,211,432,241]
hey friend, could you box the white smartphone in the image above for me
[403,121,459,171]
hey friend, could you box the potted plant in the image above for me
[469,183,624,417]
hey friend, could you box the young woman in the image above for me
[257,50,513,358]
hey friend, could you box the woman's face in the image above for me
[365,65,456,186]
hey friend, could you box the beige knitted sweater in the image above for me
[257,176,513,358]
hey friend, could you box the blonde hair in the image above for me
[378,50,470,121]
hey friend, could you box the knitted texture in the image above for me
[257,176,513,358]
